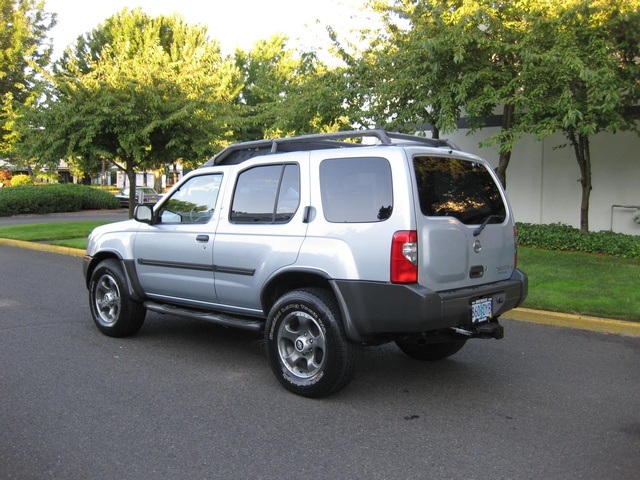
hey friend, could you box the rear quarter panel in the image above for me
[299,148,415,282]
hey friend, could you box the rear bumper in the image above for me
[333,269,527,342]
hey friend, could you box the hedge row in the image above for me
[0,184,120,216]
[517,222,640,258]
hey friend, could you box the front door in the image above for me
[133,172,224,307]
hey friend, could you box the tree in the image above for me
[233,35,350,140]
[343,0,536,186]
[20,8,242,216]
[276,63,352,135]
[517,0,640,232]
[0,0,55,156]
[454,0,536,188]
[335,1,487,136]
[346,0,639,230]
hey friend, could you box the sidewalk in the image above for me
[0,209,128,226]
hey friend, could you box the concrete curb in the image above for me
[509,307,640,337]
[0,238,85,257]
[1,237,639,337]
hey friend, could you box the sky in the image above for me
[44,0,373,60]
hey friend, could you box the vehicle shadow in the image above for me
[128,312,512,404]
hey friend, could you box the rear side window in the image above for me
[413,156,506,225]
[230,163,300,223]
[320,157,393,223]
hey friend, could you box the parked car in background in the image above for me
[115,186,162,207]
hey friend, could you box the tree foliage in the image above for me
[349,0,640,231]
[336,0,489,135]
[348,1,540,185]
[17,12,350,209]
[21,8,242,215]
[7,1,638,232]
[0,0,55,156]
[233,35,350,140]
[515,0,640,232]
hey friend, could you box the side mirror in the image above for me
[134,204,153,224]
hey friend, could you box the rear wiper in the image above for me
[473,215,502,237]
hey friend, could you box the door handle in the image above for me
[196,235,209,243]
[303,206,315,223]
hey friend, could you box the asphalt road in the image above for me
[1,245,639,480]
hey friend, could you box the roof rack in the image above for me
[204,129,459,166]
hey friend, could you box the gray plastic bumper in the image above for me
[333,269,527,342]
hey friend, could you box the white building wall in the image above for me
[444,128,640,235]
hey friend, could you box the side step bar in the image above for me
[143,301,264,333]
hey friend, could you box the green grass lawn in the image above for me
[0,221,107,251]
[0,222,638,322]
[0,221,107,241]
[518,247,640,321]
[50,238,89,249]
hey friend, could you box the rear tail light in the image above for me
[391,230,418,283]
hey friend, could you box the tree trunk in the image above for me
[495,103,515,189]
[126,166,137,218]
[154,169,163,193]
[568,130,592,233]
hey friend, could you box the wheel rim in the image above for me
[276,311,326,379]
[93,273,121,327]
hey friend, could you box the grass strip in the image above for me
[0,221,108,241]
[49,238,89,250]
[518,247,640,322]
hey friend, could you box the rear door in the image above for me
[411,153,516,291]
[212,157,308,312]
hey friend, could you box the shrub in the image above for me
[76,185,121,210]
[517,223,640,258]
[0,169,11,186]
[10,174,33,187]
[0,183,120,216]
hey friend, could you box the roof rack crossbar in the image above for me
[207,129,457,166]
[270,129,395,149]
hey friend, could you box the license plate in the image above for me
[471,298,492,324]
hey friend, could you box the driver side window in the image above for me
[158,174,222,224]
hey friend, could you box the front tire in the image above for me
[89,259,146,337]
[265,288,359,398]
[395,339,467,361]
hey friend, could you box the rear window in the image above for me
[413,156,506,225]
[320,157,393,223]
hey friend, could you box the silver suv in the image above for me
[83,130,527,397]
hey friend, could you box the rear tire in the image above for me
[265,288,359,398]
[395,339,467,361]
[89,259,146,337]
